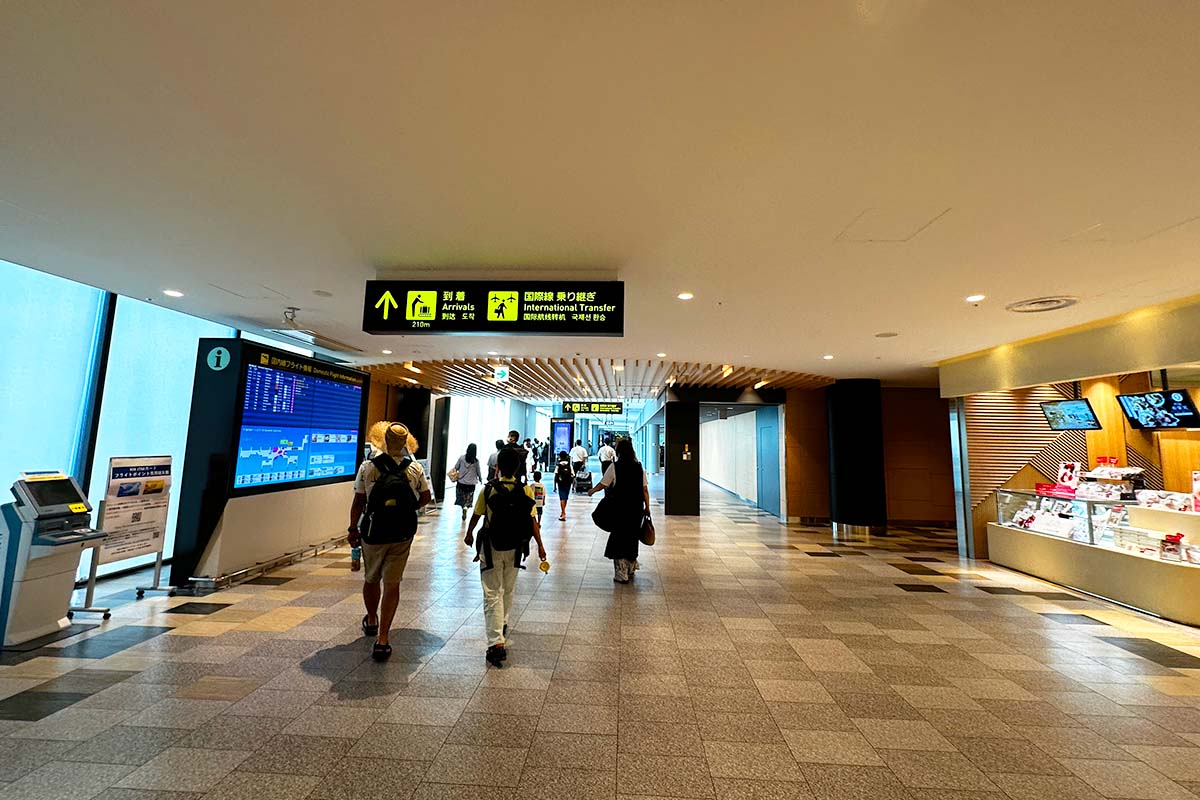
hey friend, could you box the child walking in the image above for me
[464,447,547,668]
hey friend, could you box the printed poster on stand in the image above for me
[97,456,172,565]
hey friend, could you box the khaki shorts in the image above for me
[362,539,413,584]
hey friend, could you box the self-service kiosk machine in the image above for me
[0,473,106,646]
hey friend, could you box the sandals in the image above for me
[361,615,379,638]
[372,642,392,662]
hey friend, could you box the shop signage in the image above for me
[562,401,623,414]
[362,280,624,336]
[1036,482,1077,499]
[1056,462,1081,488]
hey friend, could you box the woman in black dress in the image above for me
[588,439,650,582]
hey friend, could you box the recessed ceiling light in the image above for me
[162,289,184,298]
[487,351,499,356]
[822,354,834,360]
[656,352,667,358]
[381,349,393,355]
[965,294,986,303]
[401,376,419,384]
[676,291,694,301]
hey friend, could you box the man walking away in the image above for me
[487,439,504,481]
[348,422,431,661]
[598,437,616,478]
[464,448,547,668]
[504,430,529,483]
[570,439,588,488]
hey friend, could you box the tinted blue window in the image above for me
[0,259,106,486]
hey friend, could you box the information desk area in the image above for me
[988,489,1200,627]
[0,474,104,646]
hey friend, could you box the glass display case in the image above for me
[995,489,1128,545]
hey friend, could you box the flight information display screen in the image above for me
[233,360,365,490]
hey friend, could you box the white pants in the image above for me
[481,547,519,647]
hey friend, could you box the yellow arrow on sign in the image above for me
[375,291,399,320]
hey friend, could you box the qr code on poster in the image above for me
[131,512,143,523]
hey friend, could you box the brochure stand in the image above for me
[136,550,175,599]
[68,540,112,620]
[96,455,177,600]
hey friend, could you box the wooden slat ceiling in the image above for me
[366,357,831,400]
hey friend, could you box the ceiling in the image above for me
[4,2,1200,386]
[367,356,828,398]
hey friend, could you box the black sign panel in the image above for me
[562,401,624,414]
[363,280,624,336]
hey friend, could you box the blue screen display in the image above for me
[233,363,363,489]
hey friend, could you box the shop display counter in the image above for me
[988,490,1200,626]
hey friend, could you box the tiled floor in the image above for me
[6,485,1200,798]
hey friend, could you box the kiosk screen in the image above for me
[24,478,86,509]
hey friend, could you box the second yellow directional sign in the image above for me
[362,281,624,336]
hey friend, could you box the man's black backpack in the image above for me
[362,454,419,544]
[483,480,535,552]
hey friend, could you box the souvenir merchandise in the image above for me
[1136,490,1195,512]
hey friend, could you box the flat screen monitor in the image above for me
[1039,399,1103,431]
[232,359,366,491]
[23,477,87,510]
[1116,390,1200,430]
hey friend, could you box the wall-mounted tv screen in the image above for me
[1039,399,1103,431]
[1116,390,1200,431]
[231,356,366,491]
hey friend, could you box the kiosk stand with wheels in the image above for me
[0,473,106,646]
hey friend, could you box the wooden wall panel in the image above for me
[881,388,955,525]
[1082,377,1128,467]
[784,388,830,523]
[964,385,1071,508]
[1159,431,1200,493]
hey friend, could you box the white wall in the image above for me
[700,413,758,502]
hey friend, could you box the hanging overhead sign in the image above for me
[562,401,624,414]
[493,364,510,382]
[363,280,624,336]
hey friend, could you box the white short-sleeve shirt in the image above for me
[353,456,430,499]
[599,462,649,489]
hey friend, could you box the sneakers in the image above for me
[485,645,506,668]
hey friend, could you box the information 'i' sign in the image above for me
[362,281,624,336]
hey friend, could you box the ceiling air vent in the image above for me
[263,327,364,354]
[1005,296,1079,314]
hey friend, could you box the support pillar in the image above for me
[664,401,699,516]
[827,379,887,536]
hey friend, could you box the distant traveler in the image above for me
[530,471,546,522]
[348,422,431,660]
[450,443,483,522]
[504,430,529,483]
[553,452,574,521]
[464,447,547,668]
[523,438,535,474]
[588,438,650,583]
[487,439,504,481]
[570,439,588,483]
[598,437,616,477]
[351,421,392,572]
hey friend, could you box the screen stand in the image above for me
[68,542,112,620]
[136,550,176,599]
